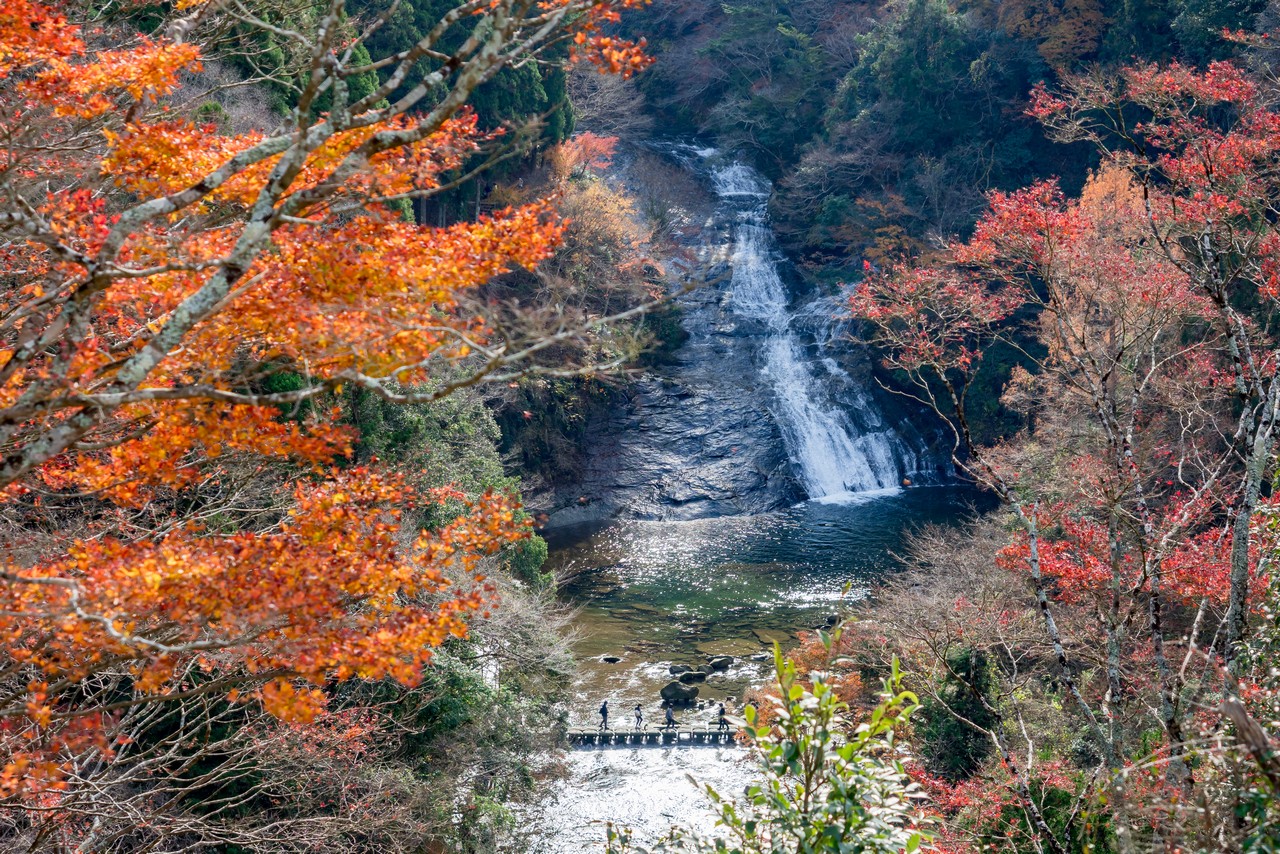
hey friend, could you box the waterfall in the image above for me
[711,159,915,500]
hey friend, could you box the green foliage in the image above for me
[257,369,313,422]
[349,0,572,140]
[194,100,230,130]
[497,377,618,483]
[343,383,516,525]
[962,335,1043,446]
[1097,0,1178,60]
[343,0,575,223]
[505,531,551,587]
[312,39,382,115]
[1171,0,1267,63]
[971,773,1117,854]
[774,0,1055,262]
[606,639,928,853]
[919,648,998,780]
[639,304,690,367]
[840,0,984,156]
[700,5,827,169]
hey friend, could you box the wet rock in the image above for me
[696,639,760,658]
[752,628,793,647]
[708,655,733,671]
[669,664,691,675]
[525,152,941,532]
[661,681,700,703]
[527,225,804,530]
[704,260,731,283]
[678,670,707,684]
[601,655,623,664]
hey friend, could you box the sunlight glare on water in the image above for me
[532,489,990,851]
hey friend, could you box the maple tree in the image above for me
[1027,61,1280,668]
[851,61,1280,849]
[0,0,651,834]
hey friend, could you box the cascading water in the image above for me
[711,159,916,500]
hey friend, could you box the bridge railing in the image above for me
[566,727,740,748]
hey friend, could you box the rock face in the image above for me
[527,151,804,530]
[531,266,802,526]
[661,680,700,703]
[753,628,793,647]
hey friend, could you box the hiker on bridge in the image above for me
[599,700,609,730]
[716,703,730,732]
[663,705,677,729]
[633,704,644,730]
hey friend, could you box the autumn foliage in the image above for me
[852,60,1280,851]
[0,0,647,830]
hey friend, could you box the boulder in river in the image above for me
[601,655,623,664]
[708,655,733,671]
[661,681,699,703]
[678,670,707,684]
[669,664,691,675]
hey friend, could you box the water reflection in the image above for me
[550,487,987,668]
[530,488,987,851]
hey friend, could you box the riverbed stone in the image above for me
[661,681,699,703]
[669,664,691,675]
[708,655,733,671]
[678,670,707,684]
[696,639,759,658]
[752,628,793,647]
[601,655,622,664]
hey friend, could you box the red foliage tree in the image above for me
[852,70,1280,842]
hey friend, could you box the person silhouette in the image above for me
[633,704,644,730]
[717,703,730,732]
[599,700,609,730]
[663,705,677,729]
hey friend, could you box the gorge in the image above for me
[14,2,1280,851]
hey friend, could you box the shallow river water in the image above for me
[528,486,984,851]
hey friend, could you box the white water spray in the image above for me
[712,161,914,499]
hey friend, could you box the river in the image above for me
[529,488,984,850]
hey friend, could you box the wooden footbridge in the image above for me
[568,728,740,749]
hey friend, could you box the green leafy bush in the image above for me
[606,639,929,853]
